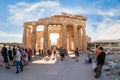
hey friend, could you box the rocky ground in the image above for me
[103,54,120,80]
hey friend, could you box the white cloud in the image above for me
[7,1,61,26]
[0,31,22,42]
[7,1,87,26]
[87,18,120,41]
[97,23,120,40]
[6,0,120,42]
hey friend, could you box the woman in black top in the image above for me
[1,44,10,69]
[8,47,13,65]
[75,47,79,62]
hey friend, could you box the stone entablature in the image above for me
[22,12,88,52]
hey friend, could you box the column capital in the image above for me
[73,23,78,26]
[32,22,38,27]
[82,23,86,28]
[44,22,50,26]
[62,23,67,26]
[82,27,86,33]
[23,25,27,29]
[23,23,27,27]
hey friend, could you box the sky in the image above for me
[0,0,120,43]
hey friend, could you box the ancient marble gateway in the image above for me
[22,12,88,52]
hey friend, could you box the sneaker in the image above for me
[16,72,19,74]
[7,67,10,69]
[94,75,100,78]
[20,69,23,71]
[6,66,10,69]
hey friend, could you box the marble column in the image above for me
[27,28,31,48]
[57,38,59,48]
[37,36,41,50]
[73,25,79,50]
[48,32,51,49]
[69,37,71,51]
[59,32,62,48]
[39,37,42,49]
[31,24,37,53]
[71,38,74,50]
[78,28,82,50]
[43,24,48,52]
[62,24,67,50]
[82,24,87,51]
[67,37,69,50]
[22,25,27,48]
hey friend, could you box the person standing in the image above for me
[95,47,106,78]
[8,47,13,65]
[24,52,29,69]
[53,49,57,59]
[38,49,41,56]
[95,45,101,57]
[15,46,23,74]
[27,48,32,62]
[12,45,16,57]
[47,49,52,60]
[75,47,79,62]
[94,45,100,71]
[59,47,65,61]
[1,44,10,69]
[12,45,16,65]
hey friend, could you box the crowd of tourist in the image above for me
[0,44,106,79]
[0,44,33,74]
[0,44,68,74]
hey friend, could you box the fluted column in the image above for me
[27,28,31,48]
[69,37,71,50]
[31,23,37,53]
[73,25,79,50]
[37,36,41,50]
[59,32,62,48]
[71,38,74,50]
[62,24,67,50]
[22,25,27,48]
[43,24,48,52]
[67,37,69,50]
[39,37,42,49]
[78,28,82,50]
[48,32,51,49]
[82,24,87,51]
[57,38,59,48]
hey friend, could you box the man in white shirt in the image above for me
[15,46,23,74]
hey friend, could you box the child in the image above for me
[24,53,29,69]
[85,54,92,64]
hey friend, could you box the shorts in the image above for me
[60,54,64,57]
[24,57,28,61]
[3,55,9,62]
